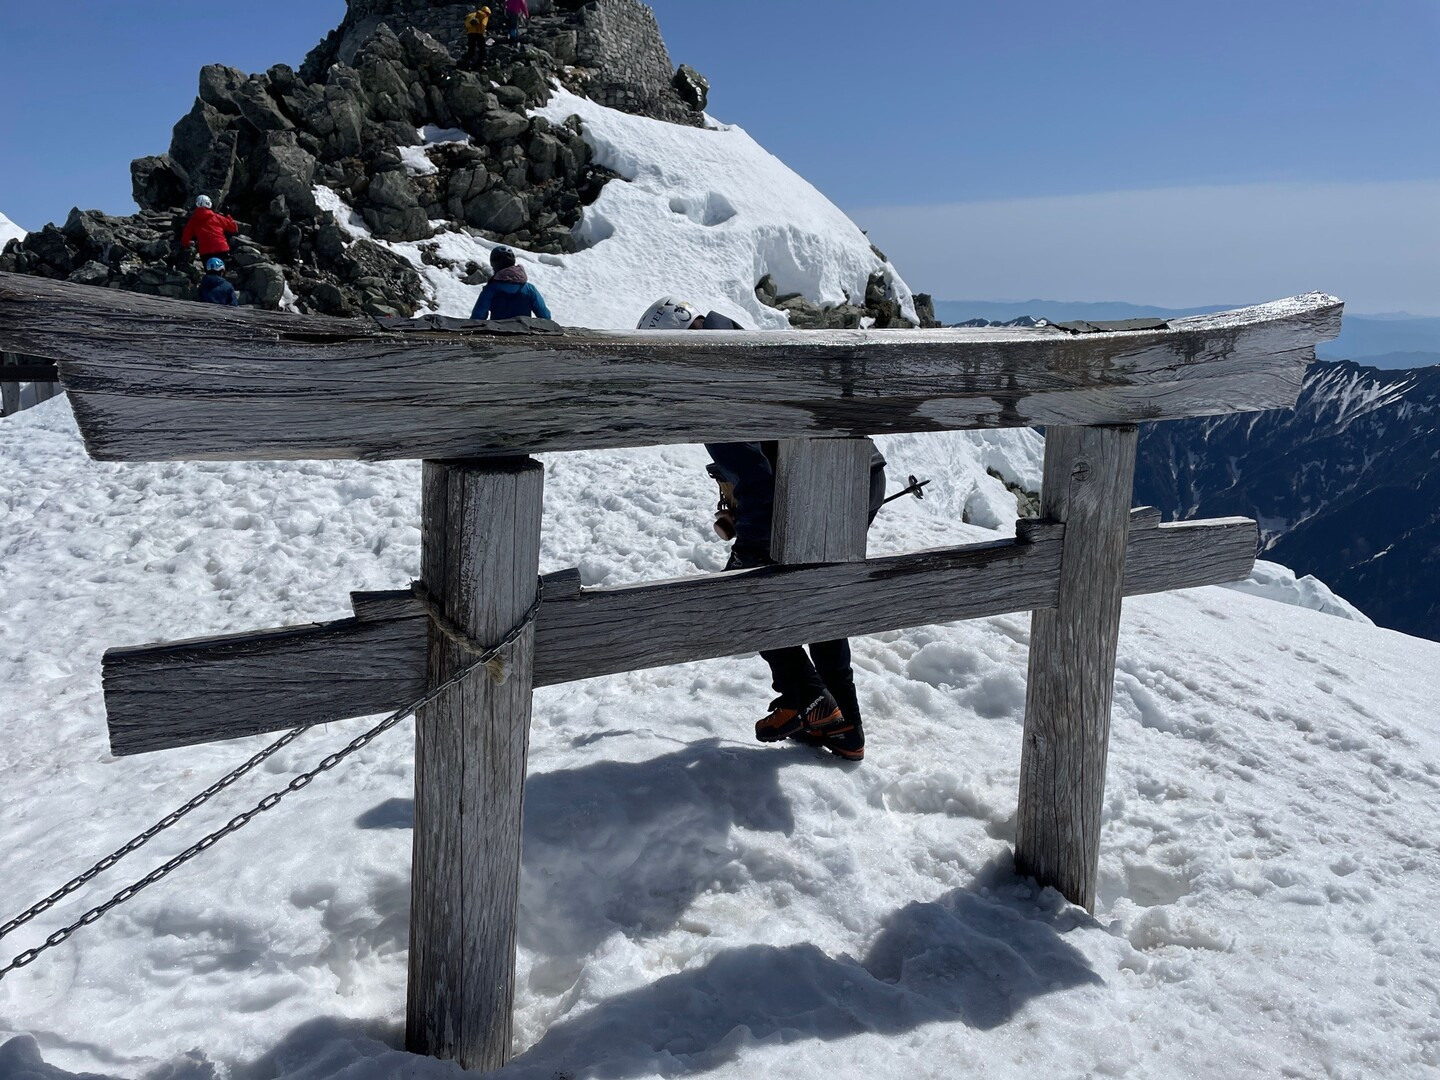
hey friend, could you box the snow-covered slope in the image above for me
[0,211,26,249]
[2,398,1437,1080]
[3,95,1438,1080]
[316,89,917,330]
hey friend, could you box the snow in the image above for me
[0,210,27,249]
[1224,559,1374,624]
[3,98,1440,1080]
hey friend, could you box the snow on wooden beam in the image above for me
[102,512,1257,756]
[0,273,1341,462]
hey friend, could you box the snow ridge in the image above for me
[0,211,27,249]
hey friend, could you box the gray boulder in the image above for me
[481,110,529,143]
[398,27,453,72]
[442,70,498,132]
[197,64,246,114]
[464,189,528,234]
[240,262,288,308]
[67,260,112,287]
[255,133,319,219]
[130,155,189,211]
[672,65,709,112]
[361,170,430,240]
[234,78,294,132]
[168,99,231,178]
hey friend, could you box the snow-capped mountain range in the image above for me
[1136,359,1440,640]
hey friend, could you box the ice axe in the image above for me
[882,475,931,506]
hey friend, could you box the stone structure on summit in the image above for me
[0,0,934,327]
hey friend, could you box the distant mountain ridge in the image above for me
[1134,359,1440,641]
[935,300,1440,370]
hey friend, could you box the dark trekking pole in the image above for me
[882,475,931,506]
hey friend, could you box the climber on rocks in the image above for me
[470,246,552,321]
[179,196,239,267]
[463,6,492,70]
[504,0,529,41]
[197,257,239,306]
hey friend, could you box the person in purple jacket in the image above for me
[470,247,552,321]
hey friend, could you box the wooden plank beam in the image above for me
[0,273,1341,462]
[102,511,1256,756]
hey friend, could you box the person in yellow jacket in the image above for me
[463,7,491,71]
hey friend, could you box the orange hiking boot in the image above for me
[792,721,866,762]
[755,695,864,760]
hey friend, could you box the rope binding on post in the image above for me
[410,578,544,685]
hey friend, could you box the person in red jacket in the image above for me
[179,195,239,264]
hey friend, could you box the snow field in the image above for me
[0,211,25,249]
[1,397,1438,1079]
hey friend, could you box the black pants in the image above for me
[713,440,885,727]
[762,640,862,726]
[463,34,487,69]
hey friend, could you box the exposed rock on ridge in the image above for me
[2,0,928,328]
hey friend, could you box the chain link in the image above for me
[0,726,307,943]
[0,583,542,981]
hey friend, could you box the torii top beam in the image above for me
[0,273,1341,463]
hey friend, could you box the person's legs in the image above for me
[809,639,859,725]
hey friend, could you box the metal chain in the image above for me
[0,582,542,981]
[0,726,307,943]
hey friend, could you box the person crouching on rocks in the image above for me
[180,195,239,267]
[463,6,491,70]
[471,246,552,320]
[635,296,887,763]
[198,257,238,306]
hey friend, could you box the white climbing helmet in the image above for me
[637,296,701,330]
[195,195,213,209]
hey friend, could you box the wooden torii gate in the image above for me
[0,272,1341,1070]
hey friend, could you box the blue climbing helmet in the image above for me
[205,257,225,273]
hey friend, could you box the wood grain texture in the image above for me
[0,381,18,416]
[102,513,1255,755]
[406,458,543,1070]
[0,274,1342,461]
[1015,425,1140,911]
[770,438,873,564]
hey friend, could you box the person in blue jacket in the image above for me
[198,257,238,306]
[470,246,552,321]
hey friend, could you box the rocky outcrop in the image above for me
[755,272,934,330]
[1,0,931,328]
[1,15,621,315]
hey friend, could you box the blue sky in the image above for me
[2,1,1437,311]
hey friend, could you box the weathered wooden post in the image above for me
[1014,424,1138,911]
[407,457,544,1070]
[0,380,18,416]
[771,438,875,564]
